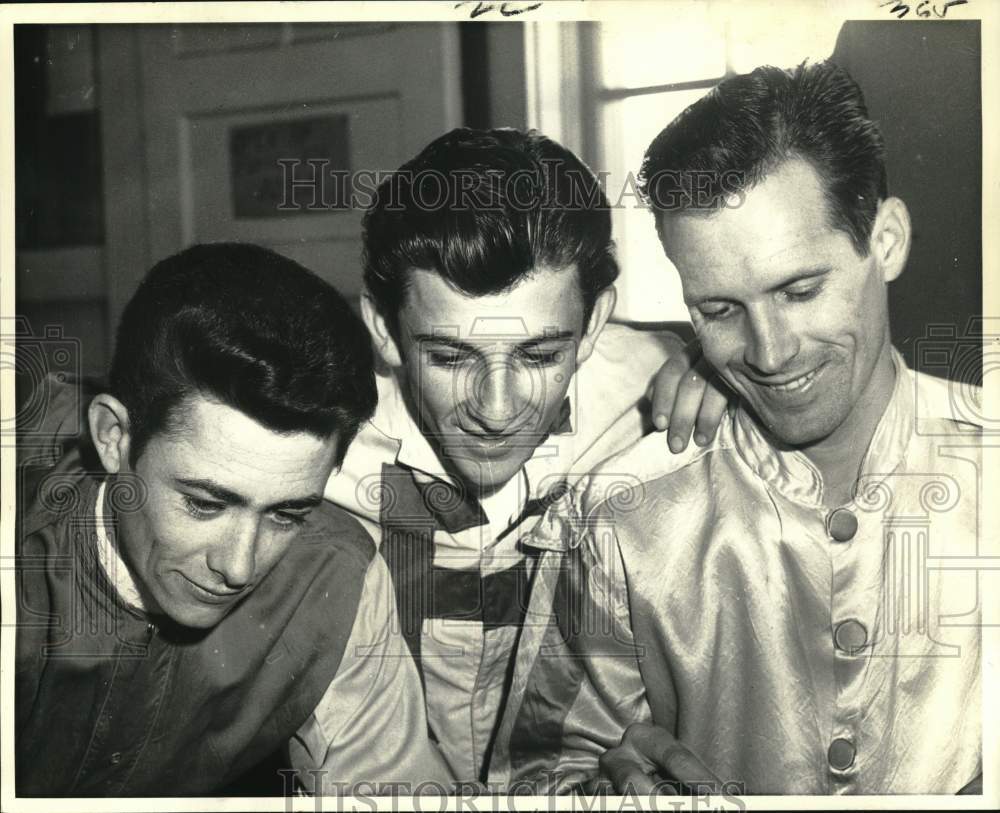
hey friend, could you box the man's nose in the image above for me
[206,517,258,589]
[466,358,522,433]
[743,305,801,375]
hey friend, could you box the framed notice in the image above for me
[228,114,350,217]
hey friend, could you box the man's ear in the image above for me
[360,291,403,368]
[870,197,911,284]
[88,394,132,474]
[576,285,617,365]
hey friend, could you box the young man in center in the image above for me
[318,128,726,781]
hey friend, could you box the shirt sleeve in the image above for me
[565,325,679,480]
[289,554,454,794]
[488,481,654,793]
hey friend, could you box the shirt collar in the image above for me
[372,369,448,484]
[732,347,913,507]
[94,480,148,612]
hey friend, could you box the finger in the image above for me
[692,371,731,446]
[649,355,688,433]
[599,747,658,795]
[666,371,708,453]
[658,746,721,794]
[628,725,721,793]
[601,764,659,796]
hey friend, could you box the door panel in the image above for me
[100,22,461,325]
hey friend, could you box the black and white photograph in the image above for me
[1,1,996,809]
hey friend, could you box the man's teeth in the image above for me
[766,369,818,392]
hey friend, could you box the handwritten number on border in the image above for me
[879,0,969,18]
[454,2,544,19]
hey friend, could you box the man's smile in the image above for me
[179,573,245,604]
[744,361,829,402]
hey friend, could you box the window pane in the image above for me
[727,14,841,75]
[601,90,710,322]
[598,16,726,90]
[614,89,710,184]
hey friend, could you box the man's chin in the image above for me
[757,411,839,450]
[158,599,231,630]
[453,456,529,497]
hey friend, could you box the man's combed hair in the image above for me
[109,243,376,464]
[363,127,619,334]
[639,60,888,256]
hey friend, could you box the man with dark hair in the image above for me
[490,62,982,794]
[16,243,450,795]
[105,242,375,470]
[316,128,727,782]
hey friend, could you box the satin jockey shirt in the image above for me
[489,349,985,795]
[322,323,674,781]
[15,443,451,797]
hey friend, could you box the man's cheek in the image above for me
[545,361,575,398]
[526,368,569,430]
[163,514,227,559]
[255,538,294,579]
[698,344,733,381]
[414,372,453,422]
[700,323,744,369]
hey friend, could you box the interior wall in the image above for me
[832,21,982,382]
[15,25,108,381]
[14,22,470,386]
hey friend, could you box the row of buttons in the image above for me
[828,508,867,651]
[827,508,860,773]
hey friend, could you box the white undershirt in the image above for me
[94,480,147,611]
[477,468,528,554]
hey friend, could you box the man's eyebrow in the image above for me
[766,266,832,294]
[688,267,832,307]
[175,479,323,512]
[517,330,575,349]
[174,478,247,506]
[267,495,324,511]
[687,290,734,307]
[412,335,478,353]
[412,331,575,351]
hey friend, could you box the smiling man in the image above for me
[318,128,726,782]
[491,62,982,795]
[15,243,449,795]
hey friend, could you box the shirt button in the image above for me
[826,508,858,542]
[834,619,868,654]
[109,752,123,765]
[827,738,856,771]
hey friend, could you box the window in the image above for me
[524,12,843,322]
[593,14,727,322]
